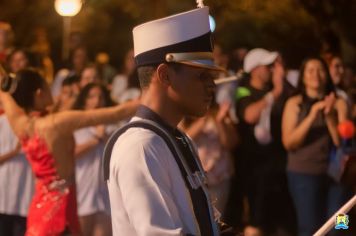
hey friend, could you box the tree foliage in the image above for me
[0,0,355,69]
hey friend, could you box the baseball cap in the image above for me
[243,48,278,73]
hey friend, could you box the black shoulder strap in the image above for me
[103,120,188,181]
[102,119,219,236]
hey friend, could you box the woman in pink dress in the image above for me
[0,68,138,236]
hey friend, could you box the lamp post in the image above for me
[55,0,82,60]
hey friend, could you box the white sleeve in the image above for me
[112,135,186,236]
[254,92,273,144]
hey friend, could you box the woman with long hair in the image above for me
[0,68,138,236]
[326,54,353,109]
[72,83,116,236]
[282,57,350,236]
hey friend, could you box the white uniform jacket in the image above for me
[107,117,201,236]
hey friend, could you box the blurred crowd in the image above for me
[1,20,356,236]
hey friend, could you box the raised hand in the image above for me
[216,102,231,123]
[271,61,284,98]
[323,92,336,116]
[0,65,16,94]
[308,100,326,120]
[94,125,107,141]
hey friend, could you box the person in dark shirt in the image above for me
[235,48,296,236]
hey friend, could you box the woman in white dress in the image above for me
[72,83,116,236]
[0,108,34,235]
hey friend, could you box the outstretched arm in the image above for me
[51,100,140,134]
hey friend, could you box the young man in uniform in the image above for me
[103,5,226,236]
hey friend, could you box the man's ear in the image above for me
[35,88,42,97]
[156,63,170,86]
[36,88,41,95]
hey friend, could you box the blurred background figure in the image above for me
[235,48,296,236]
[6,48,41,74]
[95,52,116,86]
[69,31,85,56]
[180,102,238,217]
[342,65,356,121]
[326,54,355,111]
[0,105,34,236]
[7,49,30,73]
[213,44,239,122]
[52,46,90,99]
[227,47,248,74]
[51,75,80,113]
[70,47,90,76]
[282,57,351,236]
[0,22,14,65]
[72,83,116,236]
[79,64,100,88]
[213,44,229,71]
[110,49,140,103]
[29,27,54,85]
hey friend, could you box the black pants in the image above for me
[245,165,297,235]
[0,214,27,236]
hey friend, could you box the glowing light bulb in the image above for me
[55,0,82,17]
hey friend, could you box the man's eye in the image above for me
[199,72,214,80]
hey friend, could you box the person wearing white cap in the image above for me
[103,4,230,236]
[240,48,283,143]
[235,48,296,235]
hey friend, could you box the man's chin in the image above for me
[187,108,209,118]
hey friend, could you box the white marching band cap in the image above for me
[243,48,279,73]
[132,7,224,71]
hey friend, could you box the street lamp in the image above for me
[55,0,82,60]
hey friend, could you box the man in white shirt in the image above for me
[104,5,227,236]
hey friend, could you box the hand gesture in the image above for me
[323,92,336,116]
[309,100,326,120]
[94,125,106,141]
[216,102,231,123]
[271,61,284,98]
[15,142,21,152]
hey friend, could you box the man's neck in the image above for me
[140,91,183,128]
[250,76,265,90]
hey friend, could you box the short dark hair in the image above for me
[7,48,43,70]
[62,75,80,87]
[137,65,157,89]
[137,63,183,89]
[12,68,45,112]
